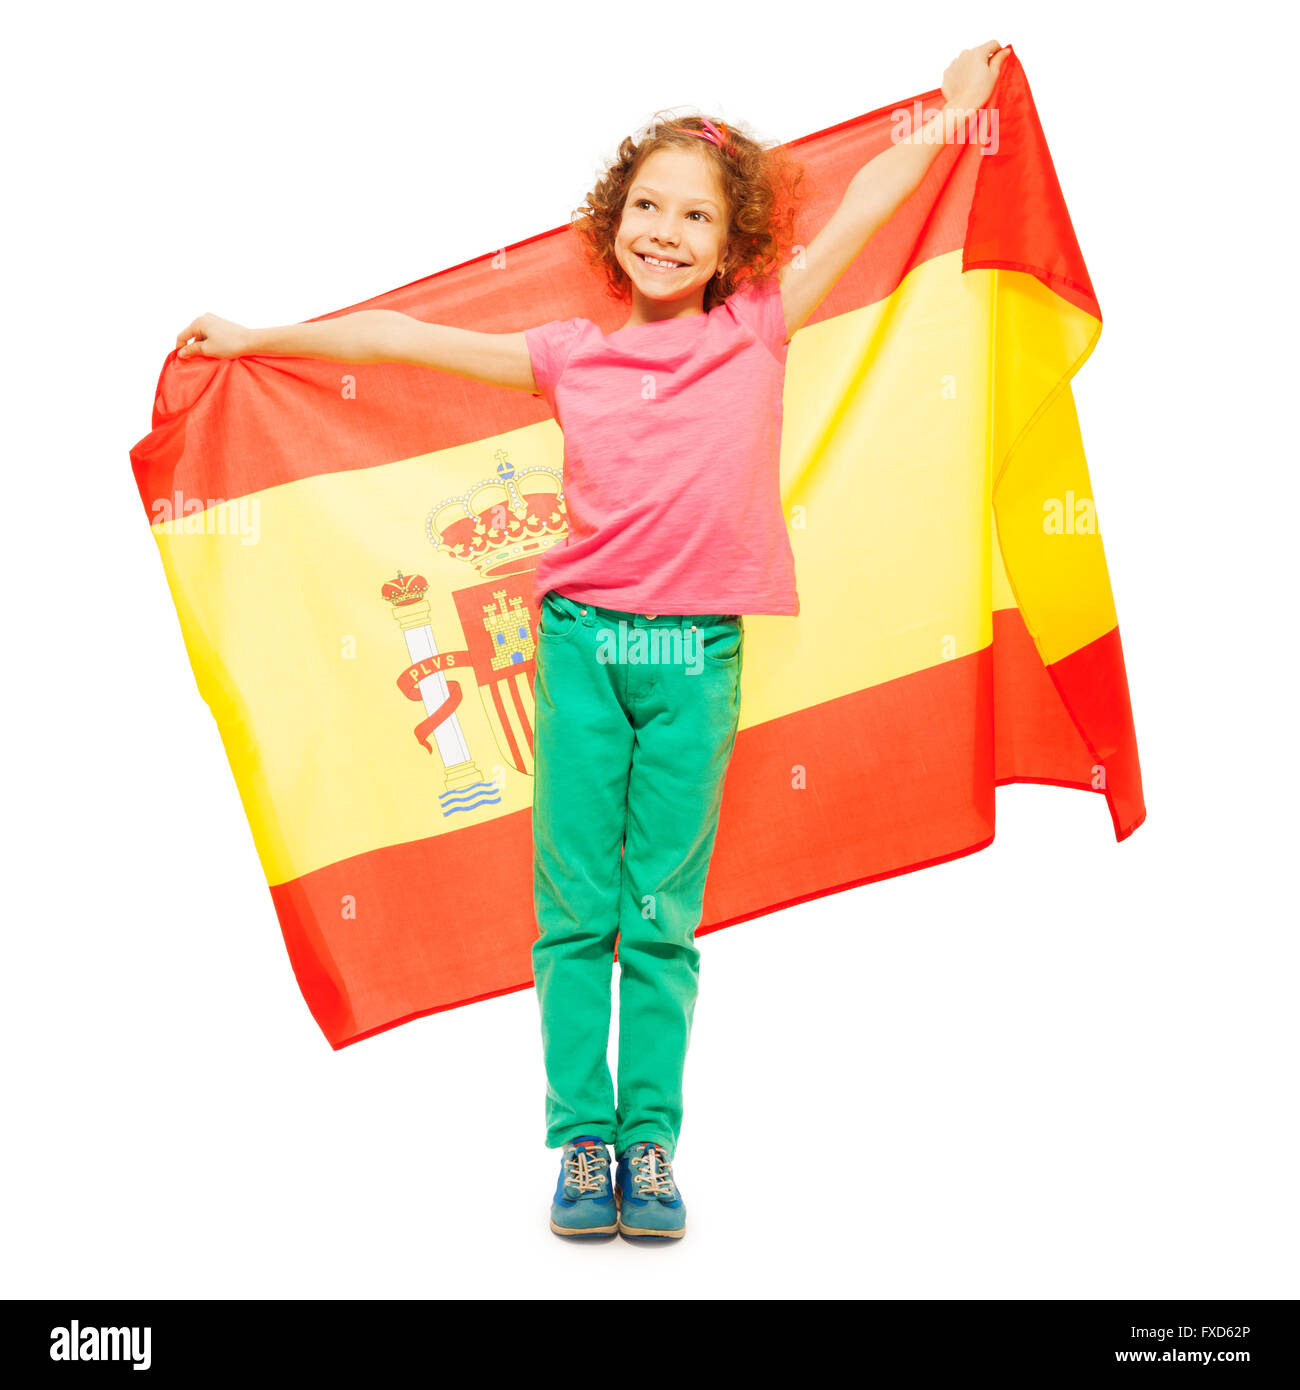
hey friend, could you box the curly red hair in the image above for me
[570,109,814,312]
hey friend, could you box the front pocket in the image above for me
[538,591,580,640]
[699,618,743,665]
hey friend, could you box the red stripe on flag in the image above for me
[1044,625,1147,840]
[962,50,1100,319]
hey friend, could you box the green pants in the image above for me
[531,588,745,1159]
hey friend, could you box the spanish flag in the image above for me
[130,49,1144,1050]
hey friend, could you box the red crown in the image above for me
[381,571,429,606]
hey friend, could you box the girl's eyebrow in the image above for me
[629,184,721,213]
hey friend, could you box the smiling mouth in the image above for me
[637,252,688,271]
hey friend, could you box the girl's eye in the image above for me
[633,200,709,221]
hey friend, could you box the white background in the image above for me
[4,0,1296,1300]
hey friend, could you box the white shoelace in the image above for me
[631,1145,677,1198]
[565,1146,608,1195]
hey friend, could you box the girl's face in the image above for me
[614,146,731,308]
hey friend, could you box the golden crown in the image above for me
[427,448,567,578]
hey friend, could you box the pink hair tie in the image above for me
[686,117,732,154]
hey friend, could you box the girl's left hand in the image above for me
[942,42,1009,110]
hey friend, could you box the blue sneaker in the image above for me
[550,1136,617,1237]
[615,1141,686,1239]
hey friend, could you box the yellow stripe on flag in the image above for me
[988,265,1115,664]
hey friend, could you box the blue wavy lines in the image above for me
[440,780,503,818]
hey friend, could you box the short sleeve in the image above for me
[524,317,585,412]
[725,275,790,361]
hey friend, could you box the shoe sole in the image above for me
[549,1218,618,1237]
[614,1185,686,1239]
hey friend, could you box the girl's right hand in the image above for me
[176,312,252,360]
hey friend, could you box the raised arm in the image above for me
[175,308,538,394]
[776,41,1009,340]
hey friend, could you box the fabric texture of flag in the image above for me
[130,49,1145,1050]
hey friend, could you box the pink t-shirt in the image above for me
[524,274,800,616]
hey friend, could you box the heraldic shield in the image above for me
[452,576,537,777]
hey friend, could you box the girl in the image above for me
[175,41,1007,1243]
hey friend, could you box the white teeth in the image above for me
[640,254,682,270]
